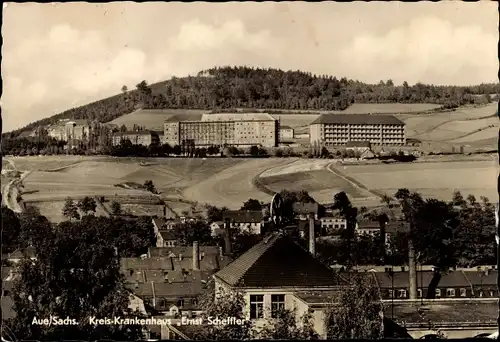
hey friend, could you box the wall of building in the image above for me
[280,128,294,140]
[230,222,262,235]
[310,123,405,146]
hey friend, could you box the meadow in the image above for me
[28,200,109,223]
[338,160,498,202]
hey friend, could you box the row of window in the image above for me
[249,294,285,319]
[388,288,497,298]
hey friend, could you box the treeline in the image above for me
[5,66,499,138]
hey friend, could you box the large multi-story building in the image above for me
[309,114,406,146]
[112,131,161,147]
[163,113,279,148]
[47,119,91,141]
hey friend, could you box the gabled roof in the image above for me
[462,270,497,286]
[223,210,264,223]
[357,221,380,229]
[385,221,410,234]
[280,125,293,130]
[214,233,345,288]
[159,230,177,240]
[310,114,405,126]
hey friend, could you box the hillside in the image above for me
[4,66,499,137]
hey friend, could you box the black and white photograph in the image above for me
[1,1,498,340]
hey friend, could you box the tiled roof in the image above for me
[9,246,36,259]
[346,141,371,148]
[462,270,497,286]
[387,302,498,326]
[149,246,221,258]
[125,274,208,298]
[374,270,471,289]
[310,114,405,126]
[357,221,380,229]
[280,125,293,130]
[214,233,345,288]
[159,230,177,240]
[294,290,340,304]
[223,210,264,223]
[385,221,410,234]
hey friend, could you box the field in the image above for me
[340,103,441,114]
[110,109,208,130]
[182,158,295,208]
[338,160,498,202]
[400,103,497,143]
[259,169,375,203]
[27,200,109,223]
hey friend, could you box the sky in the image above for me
[2,2,498,132]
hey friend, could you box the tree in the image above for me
[5,217,145,340]
[110,201,122,216]
[258,308,319,339]
[121,85,128,93]
[324,273,383,339]
[195,288,253,340]
[77,196,97,216]
[451,190,467,207]
[241,199,263,211]
[62,197,80,221]
[119,124,127,132]
[2,206,21,252]
[206,205,226,222]
[249,145,260,157]
[143,180,157,194]
[332,191,358,267]
[172,220,213,246]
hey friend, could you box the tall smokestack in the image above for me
[408,240,418,300]
[193,241,200,271]
[224,218,232,255]
[309,215,315,256]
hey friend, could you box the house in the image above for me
[356,220,380,236]
[462,269,498,298]
[373,270,474,300]
[213,232,347,337]
[319,216,347,232]
[222,210,264,235]
[209,221,224,237]
[279,125,294,141]
[158,230,177,247]
[7,246,37,264]
[293,202,319,221]
[122,242,233,319]
[152,218,179,247]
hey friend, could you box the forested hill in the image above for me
[5,65,499,137]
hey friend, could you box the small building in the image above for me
[209,221,224,237]
[213,232,348,338]
[462,269,498,298]
[279,125,294,141]
[319,216,347,232]
[158,230,177,248]
[222,210,264,235]
[356,220,380,236]
[7,246,37,264]
[112,131,161,147]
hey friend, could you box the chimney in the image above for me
[224,218,232,255]
[193,241,200,271]
[219,246,224,259]
[309,214,315,256]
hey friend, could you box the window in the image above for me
[479,290,484,297]
[417,289,423,298]
[271,294,285,318]
[177,298,184,308]
[398,290,407,298]
[250,295,264,319]
[489,290,495,297]
[460,288,467,297]
[435,289,441,297]
[446,288,456,297]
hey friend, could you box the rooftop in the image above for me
[214,233,345,288]
[149,246,221,258]
[164,113,275,123]
[310,114,405,126]
[223,210,264,223]
[112,131,154,136]
[374,270,472,289]
[280,125,293,130]
[387,302,498,327]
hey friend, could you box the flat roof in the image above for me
[311,114,405,125]
[165,113,275,123]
